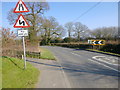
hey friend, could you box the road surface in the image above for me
[41,46,119,88]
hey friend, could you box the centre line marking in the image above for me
[71,52,81,57]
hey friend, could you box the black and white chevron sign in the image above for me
[93,40,104,45]
[88,40,105,45]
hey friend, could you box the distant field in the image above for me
[2,56,40,88]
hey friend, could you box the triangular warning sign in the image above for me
[14,14,30,28]
[13,0,29,13]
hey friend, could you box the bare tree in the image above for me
[74,22,88,41]
[40,16,64,44]
[92,27,118,40]
[64,22,74,38]
[80,29,92,39]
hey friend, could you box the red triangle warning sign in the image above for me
[13,0,29,13]
[14,14,30,28]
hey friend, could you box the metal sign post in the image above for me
[13,0,30,70]
[22,36,26,69]
[18,29,28,69]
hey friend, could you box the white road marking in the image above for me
[54,55,71,88]
[92,56,118,66]
[71,52,81,57]
[71,52,119,72]
[88,59,120,72]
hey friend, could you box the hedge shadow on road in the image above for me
[27,59,120,78]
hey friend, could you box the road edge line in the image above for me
[54,56,72,88]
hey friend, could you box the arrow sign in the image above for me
[13,0,29,13]
[14,14,30,28]
[93,41,99,44]
[98,41,104,44]
[91,40,105,45]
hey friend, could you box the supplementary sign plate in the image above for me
[18,30,28,36]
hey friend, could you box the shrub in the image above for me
[100,44,120,54]
[51,43,120,54]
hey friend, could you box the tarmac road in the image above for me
[42,46,119,88]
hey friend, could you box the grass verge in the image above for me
[2,56,40,88]
[87,49,120,57]
[0,57,2,89]
[40,47,56,60]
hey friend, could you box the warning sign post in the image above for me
[13,0,30,69]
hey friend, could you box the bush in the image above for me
[51,43,92,49]
[51,43,120,54]
[63,37,77,43]
[100,44,120,54]
[2,28,16,48]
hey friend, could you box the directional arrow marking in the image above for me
[98,41,102,44]
[95,41,99,44]
[92,40,105,45]
[93,41,96,44]
[93,41,99,44]
[98,41,104,44]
